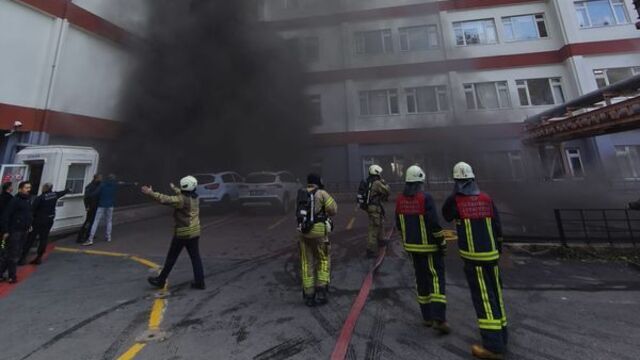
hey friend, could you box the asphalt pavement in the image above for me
[1,205,639,360]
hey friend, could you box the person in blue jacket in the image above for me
[82,174,136,246]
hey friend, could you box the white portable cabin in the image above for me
[1,146,100,234]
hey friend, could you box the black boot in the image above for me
[366,250,376,259]
[191,281,206,290]
[17,258,27,266]
[147,276,166,289]
[30,257,42,265]
[304,293,316,307]
[315,286,329,306]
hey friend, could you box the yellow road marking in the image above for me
[268,216,289,231]
[55,246,168,360]
[149,298,167,330]
[346,217,356,231]
[116,343,146,360]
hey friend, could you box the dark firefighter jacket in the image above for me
[0,192,13,217]
[442,191,503,263]
[1,193,33,233]
[33,190,70,225]
[84,181,101,209]
[395,191,445,253]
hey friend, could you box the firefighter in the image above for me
[442,162,507,360]
[298,173,337,307]
[19,183,70,265]
[0,181,33,283]
[366,165,390,258]
[143,176,205,290]
[395,165,450,334]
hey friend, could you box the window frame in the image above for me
[565,148,586,178]
[574,0,630,29]
[354,29,394,55]
[453,18,498,46]
[463,81,511,110]
[308,94,323,125]
[502,13,549,42]
[405,85,449,114]
[593,67,640,88]
[516,77,565,107]
[399,24,440,51]
[65,163,90,195]
[358,89,400,116]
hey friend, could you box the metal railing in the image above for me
[554,209,640,246]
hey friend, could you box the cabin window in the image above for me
[66,164,89,194]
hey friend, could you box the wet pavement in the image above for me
[1,205,640,360]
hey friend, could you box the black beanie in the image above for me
[307,173,323,187]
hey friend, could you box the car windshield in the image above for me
[194,175,216,185]
[246,174,276,184]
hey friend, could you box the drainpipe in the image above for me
[40,2,70,144]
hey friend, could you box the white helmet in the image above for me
[180,175,198,192]
[405,165,425,183]
[369,164,383,176]
[453,162,475,180]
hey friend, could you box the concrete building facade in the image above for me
[260,0,640,186]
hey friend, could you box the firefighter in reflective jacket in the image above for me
[395,165,450,334]
[299,174,338,307]
[367,165,390,258]
[442,162,507,360]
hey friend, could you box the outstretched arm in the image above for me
[141,186,183,208]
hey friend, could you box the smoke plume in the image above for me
[111,0,313,183]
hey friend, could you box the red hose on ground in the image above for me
[0,243,56,298]
[330,228,394,360]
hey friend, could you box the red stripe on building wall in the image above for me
[306,39,640,83]
[0,103,119,140]
[16,0,67,18]
[269,0,543,29]
[14,0,133,45]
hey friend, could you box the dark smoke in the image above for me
[110,0,313,183]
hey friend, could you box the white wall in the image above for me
[0,0,59,108]
[48,25,133,120]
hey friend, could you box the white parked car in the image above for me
[194,172,244,208]
[238,171,301,213]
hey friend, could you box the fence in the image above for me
[554,209,640,246]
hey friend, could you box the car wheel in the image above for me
[281,194,290,214]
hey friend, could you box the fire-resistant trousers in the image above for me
[299,236,330,296]
[0,231,27,280]
[410,252,447,322]
[367,208,384,253]
[20,220,53,262]
[463,261,508,354]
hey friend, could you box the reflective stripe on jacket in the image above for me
[395,192,445,253]
[453,193,499,262]
[148,185,200,239]
[303,187,337,239]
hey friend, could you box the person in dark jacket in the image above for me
[442,162,506,360]
[0,181,33,283]
[0,182,14,215]
[83,174,136,246]
[19,183,69,265]
[77,174,102,243]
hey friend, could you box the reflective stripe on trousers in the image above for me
[299,236,331,295]
[410,252,446,322]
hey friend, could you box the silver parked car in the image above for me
[238,171,301,213]
[194,172,244,209]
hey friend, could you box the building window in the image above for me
[405,86,449,113]
[575,0,629,28]
[66,164,89,194]
[308,95,322,125]
[355,29,393,55]
[540,145,567,180]
[299,36,319,62]
[399,25,439,51]
[453,19,498,46]
[594,67,640,88]
[565,148,585,178]
[615,145,640,179]
[502,14,548,42]
[362,156,405,182]
[359,89,399,116]
[464,82,511,110]
[516,78,565,106]
[482,151,525,181]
